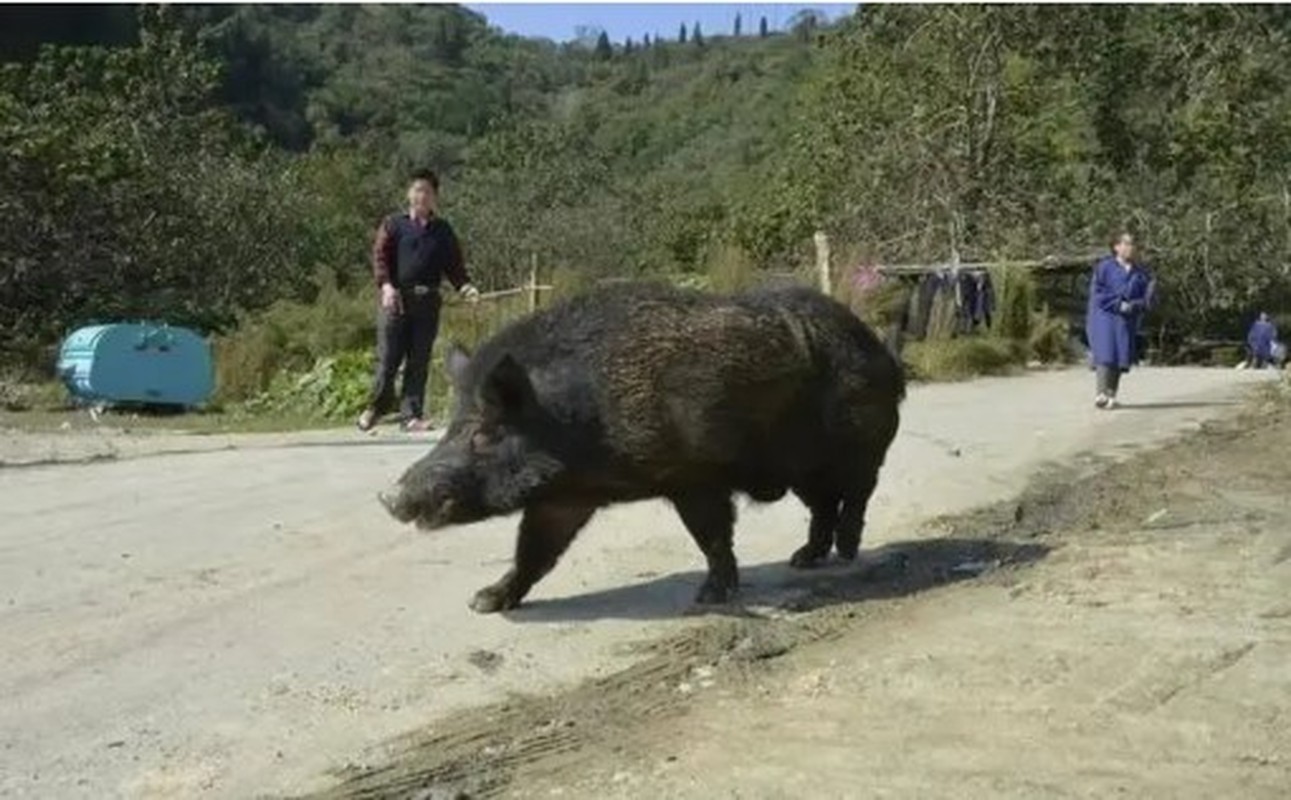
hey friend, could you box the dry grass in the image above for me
[904,337,1022,382]
[990,265,1035,342]
[706,243,759,293]
[1028,304,1071,365]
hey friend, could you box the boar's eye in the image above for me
[470,429,495,452]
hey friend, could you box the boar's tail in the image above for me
[877,321,908,402]
[883,323,905,363]
[845,317,907,405]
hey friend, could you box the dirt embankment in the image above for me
[312,389,1291,800]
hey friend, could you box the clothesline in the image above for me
[874,254,1102,277]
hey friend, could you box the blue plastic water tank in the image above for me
[57,323,214,408]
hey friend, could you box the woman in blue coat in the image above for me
[1086,232,1154,409]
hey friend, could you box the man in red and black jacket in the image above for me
[357,168,480,433]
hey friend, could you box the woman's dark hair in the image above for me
[1109,230,1134,250]
[410,168,440,191]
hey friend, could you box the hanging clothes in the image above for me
[957,270,979,334]
[926,271,960,340]
[974,271,995,330]
[903,278,923,340]
[907,273,940,340]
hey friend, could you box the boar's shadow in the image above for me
[505,537,1049,623]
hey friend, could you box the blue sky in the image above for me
[463,3,856,43]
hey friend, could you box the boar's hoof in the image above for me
[789,545,830,570]
[746,485,787,503]
[834,544,860,562]
[694,580,735,606]
[470,585,519,614]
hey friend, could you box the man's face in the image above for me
[408,179,437,215]
[1114,235,1135,262]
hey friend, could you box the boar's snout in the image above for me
[377,479,463,531]
[377,489,410,522]
[382,432,494,530]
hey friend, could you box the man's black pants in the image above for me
[368,289,441,420]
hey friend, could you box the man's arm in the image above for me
[442,223,469,290]
[442,223,479,300]
[373,217,396,288]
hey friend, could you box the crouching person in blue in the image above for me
[357,168,480,433]
[1246,312,1278,369]
[1086,231,1154,409]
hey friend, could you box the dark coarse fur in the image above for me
[380,281,905,613]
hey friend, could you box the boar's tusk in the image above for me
[377,490,399,518]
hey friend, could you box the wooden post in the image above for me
[528,253,539,312]
[814,230,831,295]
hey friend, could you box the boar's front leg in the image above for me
[470,501,596,614]
[670,490,739,605]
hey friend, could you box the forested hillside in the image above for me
[3,4,1291,374]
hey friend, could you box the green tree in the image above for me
[0,7,358,368]
[594,30,612,59]
[7,2,1290,373]
[0,4,137,60]
[735,14,743,37]
[785,5,1291,337]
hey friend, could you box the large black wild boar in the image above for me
[379,282,904,613]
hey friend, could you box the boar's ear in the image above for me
[480,354,535,420]
[445,342,472,388]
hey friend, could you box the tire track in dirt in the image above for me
[308,536,1054,800]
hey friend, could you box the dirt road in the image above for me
[470,378,1291,800]
[0,367,1277,798]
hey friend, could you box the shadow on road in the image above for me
[507,537,1050,623]
[1114,400,1236,411]
[254,437,439,451]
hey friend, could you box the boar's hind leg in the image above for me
[833,456,883,562]
[469,501,596,614]
[789,484,841,569]
[670,491,739,605]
